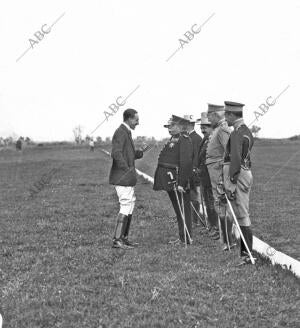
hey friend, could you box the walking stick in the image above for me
[190,202,206,228]
[217,204,222,244]
[180,191,187,247]
[224,193,255,264]
[167,172,191,247]
[175,189,192,246]
[199,187,209,229]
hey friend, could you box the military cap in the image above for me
[224,101,245,112]
[183,114,196,123]
[171,115,190,125]
[207,103,225,113]
[163,117,173,128]
[199,112,211,125]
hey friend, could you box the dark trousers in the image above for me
[167,190,192,241]
[201,185,218,228]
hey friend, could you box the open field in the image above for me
[0,143,299,327]
[134,139,300,260]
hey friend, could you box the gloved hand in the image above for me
[177,185,185,193]
[224,177,237,200]
[225,189,236,201]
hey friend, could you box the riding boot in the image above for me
[123,214,132,240]
[112,213,133,249]
[240,226,253,257]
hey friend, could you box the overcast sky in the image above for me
[0,0,299,141]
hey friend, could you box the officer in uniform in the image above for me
[196,112,219,236]
[223,101,255,264]
[153,115,193,244]
[206,104,233,249]
[183,115,203,225]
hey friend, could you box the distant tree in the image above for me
[289,135,300,141]
[5,137,14,145]
[250,125,261,138]
[105,137,111,143]
[85,135,91,143]
[96,136,102,144]
[25,137,32,144]
[73,125,83,144]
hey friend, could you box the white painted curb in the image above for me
[101,148,300,278]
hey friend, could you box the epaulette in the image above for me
[236,124,246,132]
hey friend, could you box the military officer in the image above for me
[206,104,233,249]
[153,115,193,245]
[196,112,219,236]
[183,115,203,225]
[223,101,255,264]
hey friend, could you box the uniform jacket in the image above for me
[197,134,212,187]
[189,130,202,188]
[189,130,202,168]
[206,119,231,165]
[224,119,254,184]
[109,124,143,186]
[153,132,193,191]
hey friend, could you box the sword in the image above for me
[167,171,191,247]
[224,193,255,264]
[190,202,206,228]
[199,187,209,229]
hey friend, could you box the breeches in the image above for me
[115,186,136,216]
[207,161,227,218]
[223,166,253,226]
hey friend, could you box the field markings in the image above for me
[100,148,300,278]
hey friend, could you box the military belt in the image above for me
[158,162,178,169]
[241,165,251,171]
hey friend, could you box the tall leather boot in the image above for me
[240,226,253,257]
[123,214,139,246]
[112,213,133,249]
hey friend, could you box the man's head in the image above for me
[183,115,196,133]
[206,104,225,128]
[200,124,213,136]
[166,115,189,136]
[198,112,213,136]
[168,122,182,136]
[224,101,244,126]
[123,108,139,130]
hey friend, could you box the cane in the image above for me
[180,191,187,247]
[199,187,209,229]
[217,204,222,244]
[167,172,191,246]
[224,193,255,264]
[190,202,206,228]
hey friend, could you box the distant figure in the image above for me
[16,138,22,151]
[89,138,95,152]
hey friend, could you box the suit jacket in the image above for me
[197,134,211,187]
[109,124,143,186]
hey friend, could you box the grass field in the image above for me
[0,143,299,328]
